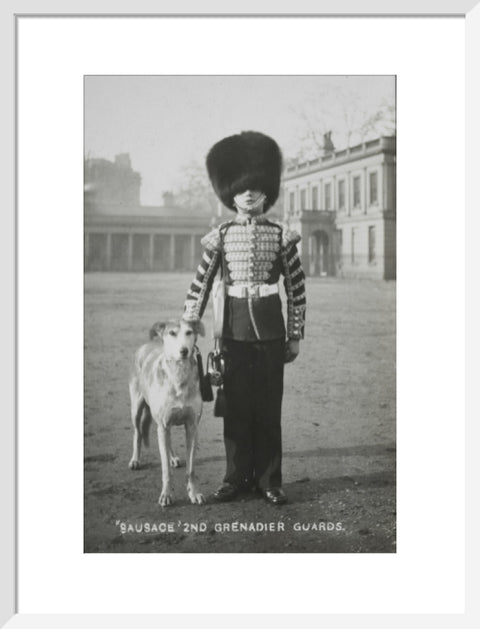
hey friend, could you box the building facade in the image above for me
[84,155,216,272]
[84,153,283,273]
[283,136,396,279]
[85,204,213,272]
[85,141,395,278]
[84,153,141,206]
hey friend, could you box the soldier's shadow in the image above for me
[195,442,396,465]
[193,443,396,505]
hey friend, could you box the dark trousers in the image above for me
[222,338,285,490]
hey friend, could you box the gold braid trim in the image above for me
[185,249,220,320]
[282,227,301,250]
[281,246,295,339]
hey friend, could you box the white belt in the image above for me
[226,284,279,298]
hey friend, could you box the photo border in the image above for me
[3,1,477,626]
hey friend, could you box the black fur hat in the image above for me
[206,131,283,212]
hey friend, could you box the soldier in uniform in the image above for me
[183,131,306,505]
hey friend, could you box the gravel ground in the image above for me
[84,273,396,553]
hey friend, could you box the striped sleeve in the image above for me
[183,229,222,321]
[281,232,306,340]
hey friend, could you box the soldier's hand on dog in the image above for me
[284,339,300,363]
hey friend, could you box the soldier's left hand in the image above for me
[284,339,300,363]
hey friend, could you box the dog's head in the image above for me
[149,319,205,360]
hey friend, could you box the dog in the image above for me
[128,318,206,506]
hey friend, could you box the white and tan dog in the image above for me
[128,318,205,506]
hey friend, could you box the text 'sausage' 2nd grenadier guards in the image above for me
[183,130,306,505]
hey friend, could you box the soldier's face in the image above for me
[233,190,266,215]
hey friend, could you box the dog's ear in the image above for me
[192,320,205,337]
[149,322,166,340]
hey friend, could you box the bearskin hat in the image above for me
[206,131,283,212]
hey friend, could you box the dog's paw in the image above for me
[158,489,174,507]
[170,455,182,468]
[129,458,140,470]
[188,487,206,505]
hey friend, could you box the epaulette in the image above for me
[200,228,220,250]
[200,221,232,250]
[280,224,301,249]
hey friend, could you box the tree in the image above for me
[172,160,219,215]
[290,85,396,161]
[358,98,396,139]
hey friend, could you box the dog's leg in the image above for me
[169,438,181,469]
[157,422,174,506]
[128,384,145,470]
[185,414,205,505]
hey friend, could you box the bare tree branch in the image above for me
[172,160,218,214]
[290,85,396,160]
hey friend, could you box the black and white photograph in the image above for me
[84,74,396,553]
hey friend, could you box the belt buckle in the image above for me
[248,285,258,298]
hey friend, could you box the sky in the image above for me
[85,75,395,206]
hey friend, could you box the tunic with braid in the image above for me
[183,214,306,342]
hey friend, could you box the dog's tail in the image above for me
[140,404,152,448]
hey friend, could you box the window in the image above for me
[325,182,331,210]
[338,180,345,210]
[351,228,356,263]
[368,226,376,263]
[311,186,318,210]
[353,176,361,208]
[289,191,295,213]
[369,172,378,205]
[300,189,306,210]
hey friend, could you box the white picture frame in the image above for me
[2,0,477,625]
